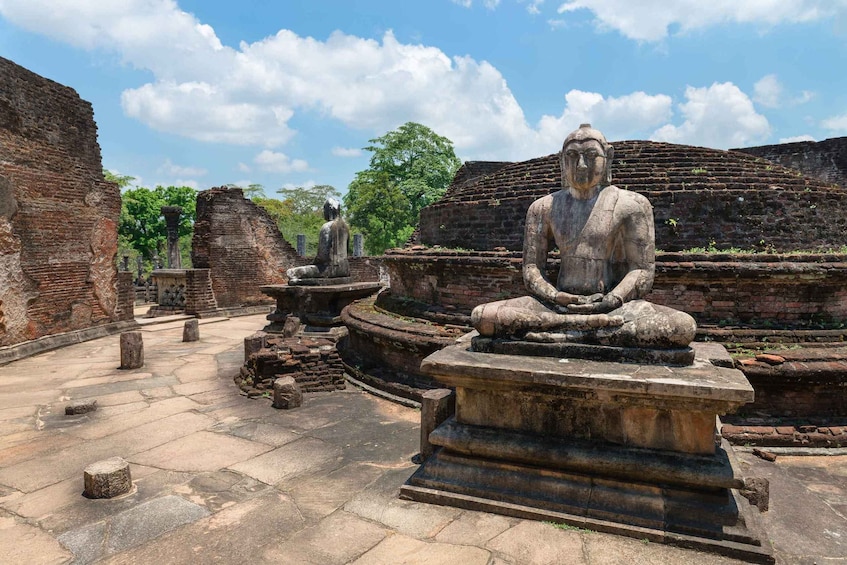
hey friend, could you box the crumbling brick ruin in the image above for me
[192,186,303,309]
[192,186,381,310]
[737,136,847,189]
[0,57,132,353]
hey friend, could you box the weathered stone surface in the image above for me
[419,389,454,460]
[261,281,381,333]
[83,456,132,498]
[65,400,97,415]
[740,477,770,512]
[469,125,696,356]
[182,319,199,342]
[282,315,300,337]
[119,331,144,369]
[287,198,350,284]
[0,57,122,349]
[272,376,302,409]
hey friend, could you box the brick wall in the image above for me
[0,56,122,347]
[737,136,847,189]
[419,141,847,252]
[184,268,218,316]
[192,186,303,308]
[383,249,847,327]
[192,186,382,309]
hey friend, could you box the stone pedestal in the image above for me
[119,332,144,369]
[83,457,133,499]
[147,269,187,316]
[260,282,382,337]
[401,341,773,563]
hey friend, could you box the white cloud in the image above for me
[651,82,770,149]
[237,162,251,173]
[450,0,501,7]
[779,134,816,143]
[332,147,363,157]
[556,0,841,42]
[158,158,207,177]
[533,90,673,153]
[547,18,567,29]
[793,90,815,105]
[254,150,309,173]
[822,113,847,132]
[753,74,782,108]
[279,180,317,191]
[171,178,199,189]
[521,0,545,14]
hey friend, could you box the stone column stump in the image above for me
[183,319,200,342]
[83,457,132,499]
[273,376,303,409]
[119,331,144,369]
[420,389,455,460]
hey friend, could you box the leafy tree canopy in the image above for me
[344,122,461,254]
[103,169,135,189]
[253,184,342,256]
[276,184,341,215]
[118,183,197,261]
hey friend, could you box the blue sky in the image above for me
[1,0,845,196]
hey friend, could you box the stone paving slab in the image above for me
[0,313,844,564]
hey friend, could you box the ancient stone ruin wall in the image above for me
[0,57,126,348]
[420,141,847,252]
[737,137,847,189]
[384,249,847,327]
[192,186,383,309]
[192,186,303,308]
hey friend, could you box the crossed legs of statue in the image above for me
[471,296,696,349]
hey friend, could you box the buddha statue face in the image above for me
[560,123,613,197]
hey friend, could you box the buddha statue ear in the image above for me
[605,145,614,185]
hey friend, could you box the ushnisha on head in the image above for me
[323,198,341,221]
[560,123,614,196]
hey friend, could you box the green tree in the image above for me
[226,182,266,199]
[254,185,342,256]
[344,122,461,254]
[104,169,135,189]
[276,184,341,215]
[119,185,197,264]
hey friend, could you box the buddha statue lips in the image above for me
[470,124,696,349]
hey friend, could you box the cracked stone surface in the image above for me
[0,313,843,564]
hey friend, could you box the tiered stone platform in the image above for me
[402,341,773,562]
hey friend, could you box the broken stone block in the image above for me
[119,331,144,369]
[272,376,302,409]
[419,389,455,461]
[65,400,97,415]
[83,456,132,499]
[740,477,770,512]
[182,319,200,342]
[282,316,301,337]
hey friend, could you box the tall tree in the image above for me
[344,122,461,254]
[103,169,135,189]
[119,185,197,261]
[253,184,342,256]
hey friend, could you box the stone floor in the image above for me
[0,314,845,564]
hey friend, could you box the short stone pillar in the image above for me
[136,256,143,283]
[419,389,455,460]
[121,255,130,271]
[119,331,144,369]
[161,205,182,269]
[353,233,364,257]
[272,376,303,409]
[183,319,199,342]
[296,234,306,257]
[83,457,132,499]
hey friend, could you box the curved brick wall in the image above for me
[737,136,847,189]
[0,57,126,348]
[420,141,847,252]
[383,249,847,327]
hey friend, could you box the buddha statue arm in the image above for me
[608,193,655,303]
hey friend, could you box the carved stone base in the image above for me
[402,342,773,563]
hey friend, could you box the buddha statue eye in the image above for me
[565,150,579,159]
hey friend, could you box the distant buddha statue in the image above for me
[286,198,350,285]
[471,124,696,349]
